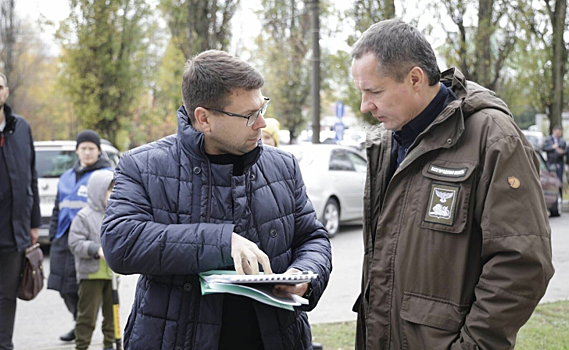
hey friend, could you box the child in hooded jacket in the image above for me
[68,169,115,350]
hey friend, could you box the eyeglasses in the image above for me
[206,97,270,127]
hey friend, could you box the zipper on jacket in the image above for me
[206,159,212,222]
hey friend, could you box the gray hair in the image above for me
[351,19,440,86]
[182,50,265,123]
[0,72,7,86]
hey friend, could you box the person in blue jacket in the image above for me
[0,72,41,350]
[101,50,332,350]
[47,129,111,342]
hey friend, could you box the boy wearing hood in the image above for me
[68,170,115,350]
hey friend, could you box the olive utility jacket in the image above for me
[355,68,554,350]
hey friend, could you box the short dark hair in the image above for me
[351,19,440,86]
[553,125,563,131]
[181,50,265,123]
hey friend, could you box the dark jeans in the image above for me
[75,280,114,350]
[0,250,24,350]
[549,161,565,184]
[556,162,564,184]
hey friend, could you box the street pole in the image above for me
[311,0,321,144]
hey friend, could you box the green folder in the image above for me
[199,270,311,311]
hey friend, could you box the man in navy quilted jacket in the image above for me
[101,50,332,350]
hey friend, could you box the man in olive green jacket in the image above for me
[351,19,554,350]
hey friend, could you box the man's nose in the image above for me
[253,112,267,129]
[360,96,374,114]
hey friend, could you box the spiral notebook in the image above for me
[202,270,318,285]
[199,270,318,311]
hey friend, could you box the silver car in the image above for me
[281,144,366,237]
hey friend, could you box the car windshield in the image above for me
[36,150,78,178]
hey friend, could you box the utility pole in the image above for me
[311,0,320,144]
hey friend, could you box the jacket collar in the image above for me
[176,105,207,158]
[1,104,17,134]
[73,157,111,178]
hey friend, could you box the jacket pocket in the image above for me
[400,292,470,350]
[78,257,99,275]
[419,161,477,234]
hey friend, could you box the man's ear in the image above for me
[408,66,426,90]
[193,107,211,132]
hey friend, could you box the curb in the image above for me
[563,200,569,212]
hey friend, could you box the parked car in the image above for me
[522,129,545,152]
[34,140,120,245]
[536,151,563,216]
[281,144,366,237]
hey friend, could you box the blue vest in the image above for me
[55,167,110,239]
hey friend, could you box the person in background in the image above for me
[351,19,554,349]
[0,73,41,350]
[47,130,111,342]
[68,170,115,350]
[101,50,332,350]
[543,125,567,184]
[261,117,280,147]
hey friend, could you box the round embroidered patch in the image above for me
[508,176,520,189]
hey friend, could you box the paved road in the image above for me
[541,213,569,302]
[308,224,363,324]
[13,215,568,349]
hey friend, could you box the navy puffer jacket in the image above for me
[101,106,332,350]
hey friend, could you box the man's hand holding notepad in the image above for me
[199,270,318,311]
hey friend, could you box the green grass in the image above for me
[311,301,569,350]
[311,321,356,350]
[516,301,569,350]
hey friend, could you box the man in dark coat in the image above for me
[47,130,111,342]
[351,20,553,350]
[543,125,567,183]
[0,72,41,350]
[101,50,332,350]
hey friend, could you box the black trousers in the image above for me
[0,250,24,350]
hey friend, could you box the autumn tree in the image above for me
[57,0,151,148]
[514,0,567,132]
[251,0,317,141]
[0,0,49,112]
[439,0,518,91]
[159,0,240,60]
[327,0,395,125]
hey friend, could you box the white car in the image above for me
[34,140,120,245]
[281,144,366,237]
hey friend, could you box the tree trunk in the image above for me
[476,0,493,88]
[550,0,567,133]
[384,0,395,19]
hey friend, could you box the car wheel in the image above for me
[550,190,562,217]
[322,198,340,238]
